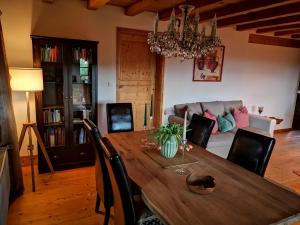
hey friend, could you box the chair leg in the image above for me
[103,207,111,225]
[95,193,101,214]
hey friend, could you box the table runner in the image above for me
[143,148,199,168]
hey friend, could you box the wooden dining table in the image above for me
[106,131,300,225]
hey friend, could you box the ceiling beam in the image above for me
[196,0,288,22]
[87,0,110,10]
[217,1,300,27]
[236,14,300,31]
[249,33,300,48]
[159,0,221,21]
[291,33,300,38]
[256,23,300,33]
[274,28,300,36]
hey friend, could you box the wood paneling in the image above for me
[248,33,300,48]
[158,0,221,21]
[195,0,289,22]
[237,14,300,31]
[274,28,300,36]
[256,23,300,33]
[106,131,300,225]
[218,1,300,27]
[291,33,300,38]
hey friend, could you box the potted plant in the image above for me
[152,123,183,159]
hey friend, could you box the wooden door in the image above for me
[117,28,157,131]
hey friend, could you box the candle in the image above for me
[183,110,187,140]
[154,13,159,35]
[150,95,153,118]
[144,103,147,127]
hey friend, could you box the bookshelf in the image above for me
[32,35,98,173]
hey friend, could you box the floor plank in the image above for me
[7,131,300,225]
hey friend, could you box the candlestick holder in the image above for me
[175,139,191,175]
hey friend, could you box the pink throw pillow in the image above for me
[204,111,218,134]
[233,106,249,128]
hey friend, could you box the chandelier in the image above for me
[147,3,222,60]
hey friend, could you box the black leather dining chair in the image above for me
[100,137,164,225]
[227,129,276,176]
[106,103,134,133]
[83,119,113,225]
[186,114,215,149]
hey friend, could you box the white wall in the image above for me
[164,28,300,129]
[1,0,300,156]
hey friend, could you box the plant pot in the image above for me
[160,135,178,159]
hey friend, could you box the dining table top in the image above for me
[106,131,300,225]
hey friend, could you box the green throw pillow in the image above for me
[217,114,235,132]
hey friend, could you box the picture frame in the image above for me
[193,46,225,82]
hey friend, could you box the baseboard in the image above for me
[20,155,38,167]
[274,128,293,133]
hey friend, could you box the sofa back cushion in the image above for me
[174,104,188,118]
[201,101,225,117]
[224,100,243,113]
[187,103,203,120]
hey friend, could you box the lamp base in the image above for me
[18,122,54,192]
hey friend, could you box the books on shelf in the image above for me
[44,127,64,147]
[72,47,92,63]
[43,109,63,124]
[40,45,61,62]
[73,127,87,145]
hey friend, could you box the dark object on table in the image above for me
[187,114,215,148]
[186,174,215,195]
[83,119,112,225]
[107,103,134,133]
[100,137,164,225]
[227,129,275,176]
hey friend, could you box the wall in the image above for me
[1,0,300,156]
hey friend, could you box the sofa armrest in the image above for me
[249,114,276,137]
[168,115,185,125]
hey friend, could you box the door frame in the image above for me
[116,27,165,128]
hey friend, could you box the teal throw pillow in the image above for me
[217,114,235,132]
[224,113,236,128]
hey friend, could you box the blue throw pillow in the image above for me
[217,114,235,132]
[224,113,236,128]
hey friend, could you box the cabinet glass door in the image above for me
[40,43,66,149]
[70,47,93,146]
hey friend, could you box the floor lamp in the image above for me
[9,68,54,192]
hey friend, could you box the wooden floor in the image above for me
[8,131,300,225]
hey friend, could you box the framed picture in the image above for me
[193,46,225,82]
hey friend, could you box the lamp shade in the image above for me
[9,68,43,91]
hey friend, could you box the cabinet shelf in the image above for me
[32,35,98,173]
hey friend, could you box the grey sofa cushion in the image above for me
[187,103,202,120]
[201,101,225,116]
[224,100,243,113]
[206,132,235,158]
[174,104,187,118]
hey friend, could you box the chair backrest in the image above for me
[227,129,276,176]
[106,103,134,133]
[100,137,136,225]
[83,119,113,208]
[186,114,215,148]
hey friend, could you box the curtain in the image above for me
[0,17,24,198]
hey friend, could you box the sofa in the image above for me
[168,100,276,158]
